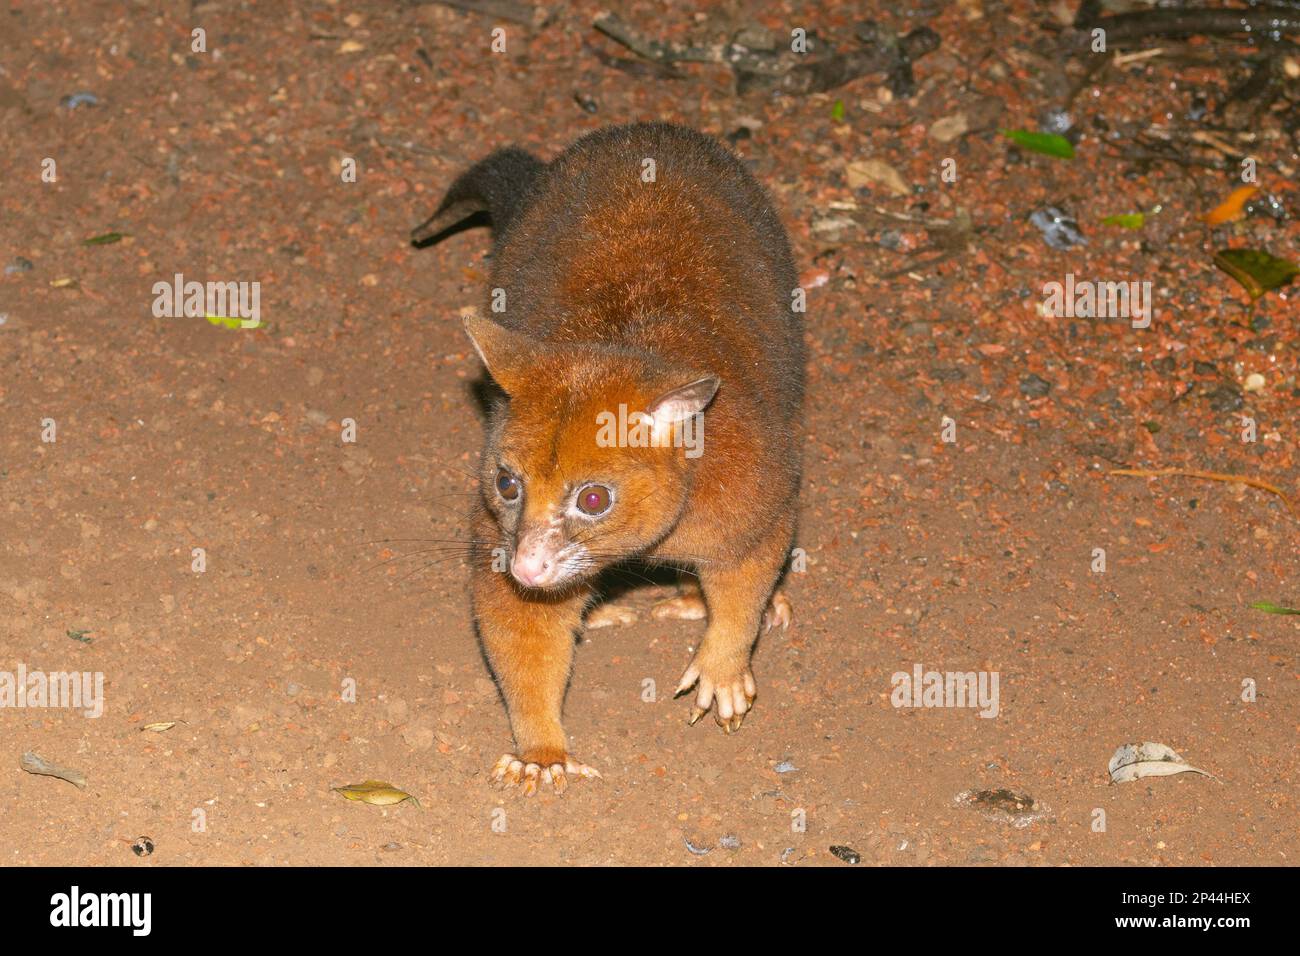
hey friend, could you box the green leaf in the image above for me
[1249,601,1300,615]
[1214,249,1300,301]
[67,628,94,643]
[1000,129,1074,159]
[831,99,845,122]
[83,232,128,245]
[1102,212,1146,229]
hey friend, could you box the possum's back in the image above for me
[490,123,803,420]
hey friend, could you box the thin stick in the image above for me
[1109,467,1297,519]
[592,11,724,63]
[422,0,545,28]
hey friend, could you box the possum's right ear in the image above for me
[463,315,538,395]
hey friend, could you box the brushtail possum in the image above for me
[413,123,804,795]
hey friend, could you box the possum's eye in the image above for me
[495,468,521,502]
[576,484,612,516]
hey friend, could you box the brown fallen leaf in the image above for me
[331,780,420,808]
[20,751,87,789]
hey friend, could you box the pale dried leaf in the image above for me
[845,159,910,197]
[332,779,420,807]
[1108,742,1214,784]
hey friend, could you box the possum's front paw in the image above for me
[490,751,602,796]
[675,657,757,733]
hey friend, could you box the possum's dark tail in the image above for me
[410,147,545,246]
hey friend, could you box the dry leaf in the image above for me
[845,159,909,197]
[1108,742,1214,784]
[332,779,420,807]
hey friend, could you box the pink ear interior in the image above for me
[648,376,720,425]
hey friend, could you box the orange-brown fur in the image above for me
[416,123,804,792]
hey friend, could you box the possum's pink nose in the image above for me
[511,545,556,588]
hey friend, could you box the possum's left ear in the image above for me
[463,315,540,395]
[648,376,720,425]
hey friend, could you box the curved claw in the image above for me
[763,590,793,632]
[677,659,757,733]
[489,753,601,795]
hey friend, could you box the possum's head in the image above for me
[464,315,718,592]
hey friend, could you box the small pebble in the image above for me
[1245,193,1286,221]
[877,228,903,250]
[1038,107,1072,137]
[1206,385,1244,413]
[1029,205,1087,249]
[1020,374,1052,398]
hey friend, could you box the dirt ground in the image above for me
[1,0,1296,867]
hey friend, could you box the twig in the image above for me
[1109,467,1298,519]
[1105,141,1228,172]
[1066,7,1300,48]
[1064,48,1113,109]
[420,0,548,28]
[593,11,724,63]
[582,40,684,79]
[1112,48,1166,66]
[592,11,939,97]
